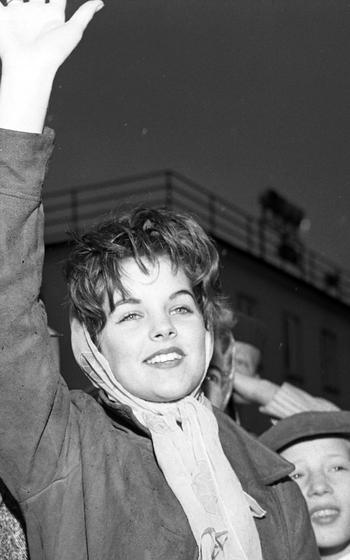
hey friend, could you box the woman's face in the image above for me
[99,256,213,402]
[281,437,350,559]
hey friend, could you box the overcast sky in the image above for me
[46,0,350,272]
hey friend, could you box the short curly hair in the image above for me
[65,207,226,343]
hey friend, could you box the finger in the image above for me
[68,0,103,32]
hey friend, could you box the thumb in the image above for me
[68,0,104,33]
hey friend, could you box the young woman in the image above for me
[0,1,318,558]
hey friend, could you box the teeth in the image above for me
[147,352,181,364]
[312,509,337,518]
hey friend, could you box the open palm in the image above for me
[0,0,103,72]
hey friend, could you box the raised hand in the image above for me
[0,0,104,132]
[0,0,103,71]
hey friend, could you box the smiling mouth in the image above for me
[310,508,340,525]
[145,352,183,366]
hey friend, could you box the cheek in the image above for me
[337,480,350,509]
[184,320,211,353]
[100,329,130,368]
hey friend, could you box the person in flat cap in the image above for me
[260,411,350,560]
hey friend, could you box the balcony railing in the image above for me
[44,169,350,306]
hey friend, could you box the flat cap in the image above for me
[259,410,350,452]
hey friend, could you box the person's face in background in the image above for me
[232,341,261,404]
[202,334,235,409]
[281,437,350,560]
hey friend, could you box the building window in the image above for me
[320,328,339,394]
[283,312,303,383]
[236,293,257,317]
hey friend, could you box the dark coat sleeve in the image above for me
[0,128,78,502]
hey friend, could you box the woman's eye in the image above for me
[171,305,192,315]
[119,312,141,323]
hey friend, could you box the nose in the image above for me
[306,472,333,498]
[149,313,177,341]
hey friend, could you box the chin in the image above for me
[153,384,194,403]
[155,392,189,403]
[316,531,349,552]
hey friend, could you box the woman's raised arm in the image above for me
[0,0,103,133]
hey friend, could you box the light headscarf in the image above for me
[71,318,264,560]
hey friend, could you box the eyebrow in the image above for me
[113,297,141,309]
[113,289,195,308]
[169,289,195,301]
